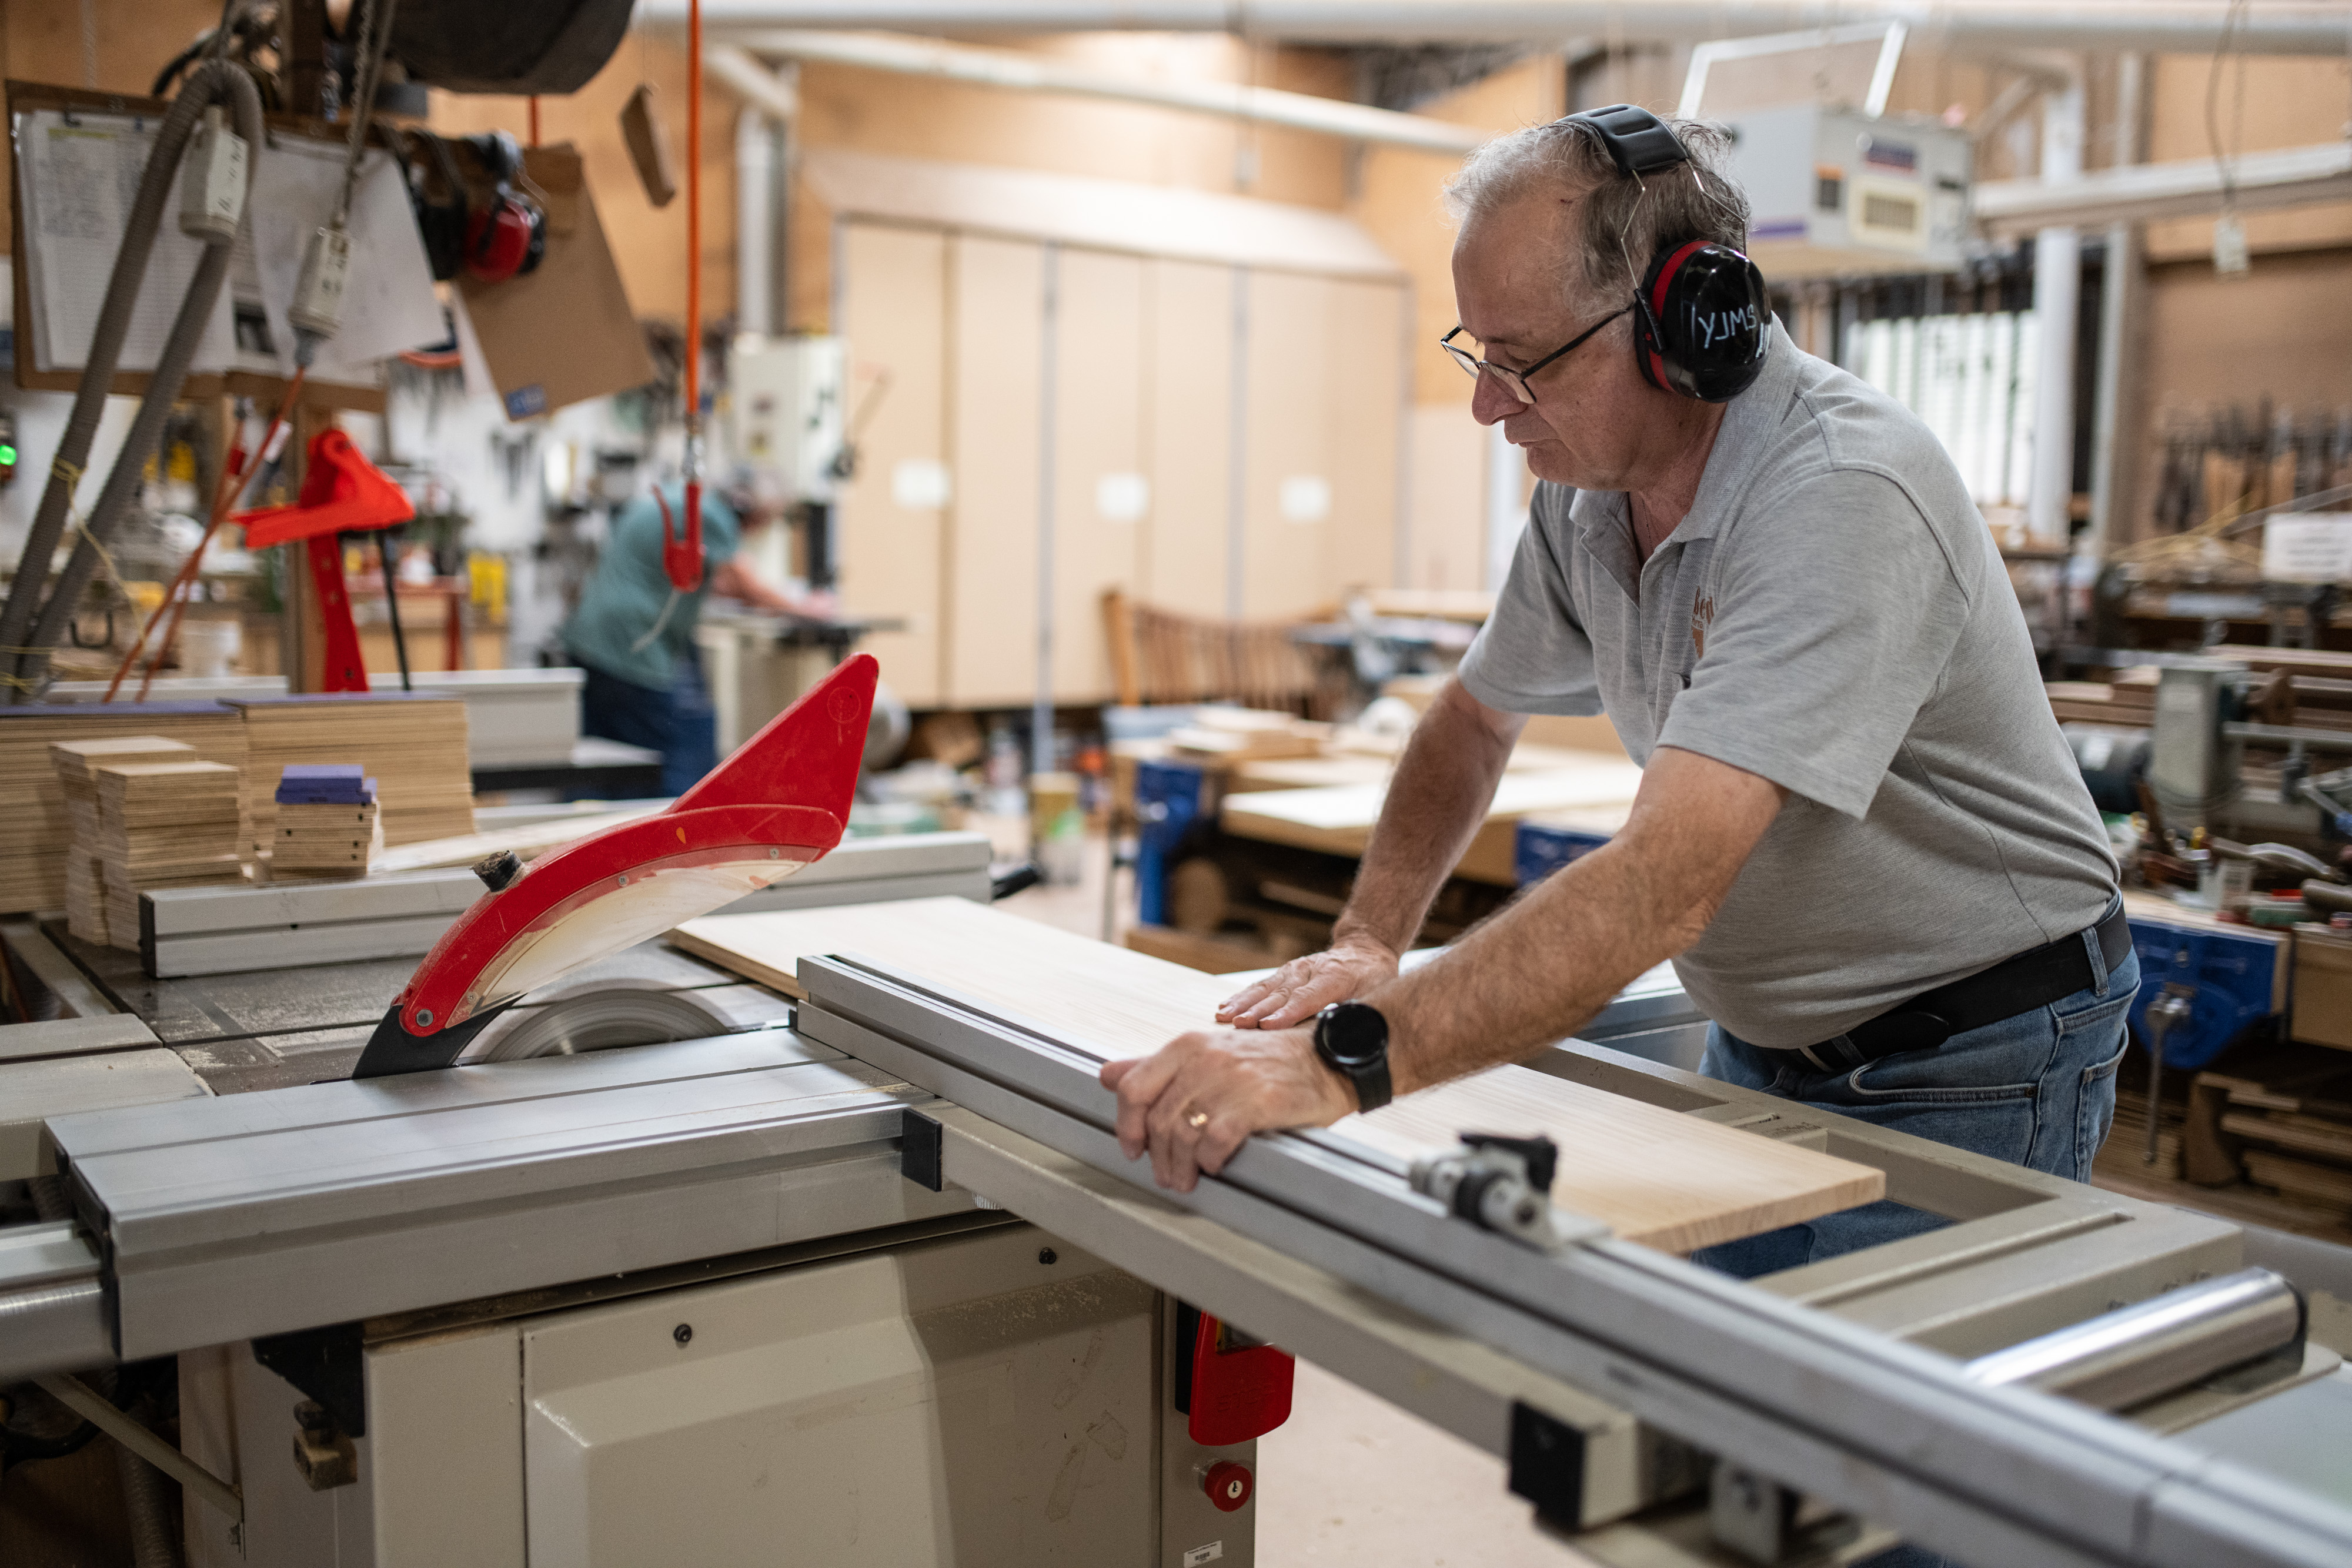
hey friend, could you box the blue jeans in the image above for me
[1692,933,2139,1568]
[578,653,719,798]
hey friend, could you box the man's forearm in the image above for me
[1334,683,1516,956]
[1369,745,1786,1095]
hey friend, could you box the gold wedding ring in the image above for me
[1187,1111,1210,1128]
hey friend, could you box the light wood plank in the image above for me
[668,898,1885,1252]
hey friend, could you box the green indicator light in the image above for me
[0,446,15,464]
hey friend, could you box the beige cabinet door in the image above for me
[835,223,947,708]
[1238,269,1334,621]
[1322,277,1408,607]
[1050,248,1147,704]
[1141,258,1237,618]
[943,233,1046,709]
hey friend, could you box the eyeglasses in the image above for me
[1439,307,1630,405]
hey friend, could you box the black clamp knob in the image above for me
[473,850,523,892]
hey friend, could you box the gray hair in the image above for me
[1443,114,1750,303]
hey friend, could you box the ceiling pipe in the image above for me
[1975,141,2352,233]
[719,29,1487,152]
[640,1,2352,58]
[706,41,803,120]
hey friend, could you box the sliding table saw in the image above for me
[4,659,2352,1567]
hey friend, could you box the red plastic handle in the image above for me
[1186,1310,1295,1447]
[655,482,705,592]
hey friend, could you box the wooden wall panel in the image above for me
[1050,249,1147,703]
[1238,270,1334,621]
[1321,279,1408,606]
[944,234,1047,709]
[834,223,947,708]
[1141,260,1237,618]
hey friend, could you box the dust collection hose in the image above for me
[0,59,263,703]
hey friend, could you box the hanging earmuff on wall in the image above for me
[1564,104,1772,404]
[461,129,548,285]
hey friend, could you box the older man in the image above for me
[1102,107,2133,1276]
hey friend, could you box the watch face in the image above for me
[1321,1002,1387,1065]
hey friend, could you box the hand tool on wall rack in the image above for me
[350,651,878,1076]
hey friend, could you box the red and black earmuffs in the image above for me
[1567,104,1770,404]
[462,130,547,285]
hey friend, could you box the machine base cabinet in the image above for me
[181,1221,1256,1566]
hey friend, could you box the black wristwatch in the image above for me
[1312,1001,1393,1113]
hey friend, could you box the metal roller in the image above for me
[0,1223,113,1380]
[1964,1267,2305,1411]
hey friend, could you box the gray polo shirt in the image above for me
[1458,323,2116,1048]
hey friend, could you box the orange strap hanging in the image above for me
[660,0,707,593]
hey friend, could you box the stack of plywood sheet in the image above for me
[0,701,246,915]
[92,760,247,948]
[669,897,1886,1255]
[229,694,475,855]
[268,764,381,880]
[50,736,203,945]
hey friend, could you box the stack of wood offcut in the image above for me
[51,736,202,945]
[92,760,248,949]
[2188,1054,2352,1228]
[1166,707,1329,763]
[230,694,475,857]
[269,765,382,880]
[0,702,246,916]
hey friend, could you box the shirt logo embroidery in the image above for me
[1692,594,1716,658]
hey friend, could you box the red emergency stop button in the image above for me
[1203,1460,1253,1512]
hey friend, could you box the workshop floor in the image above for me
[988,822,1598,1566]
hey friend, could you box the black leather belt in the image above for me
[1799,901,2134,1070]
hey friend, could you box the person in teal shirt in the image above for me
[564,472,827,794]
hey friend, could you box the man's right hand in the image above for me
[1217,936,1401,1029]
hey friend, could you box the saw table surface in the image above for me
[40,923,783,1094]
[669,898,1885,1252]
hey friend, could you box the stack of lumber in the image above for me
[229,694,475,855]
[667,897,1887,1254]
[0,702,246,915]
[2046,669,2157,728]
[1167,707,1329,763]
[268,765,382,880]
[93,760,247,948]
[51,736,203,945]
[2187,1052,2352,1221]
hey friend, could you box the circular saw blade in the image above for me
[463,983,734,1064]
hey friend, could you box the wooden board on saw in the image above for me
[1220,764,1646,886]
[667,897,1883,1253]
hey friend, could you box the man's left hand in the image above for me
[1100,1027,1356,1192]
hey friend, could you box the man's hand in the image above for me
[1100,1027,1355,1192]
[1215,935,1400,1029]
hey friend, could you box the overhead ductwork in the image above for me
[721,30,1486,152]
[637,1,2352,58]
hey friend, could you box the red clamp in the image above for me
[1177,1306,1294,1447]
[233,430,417,693]
[655,480,705,591]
